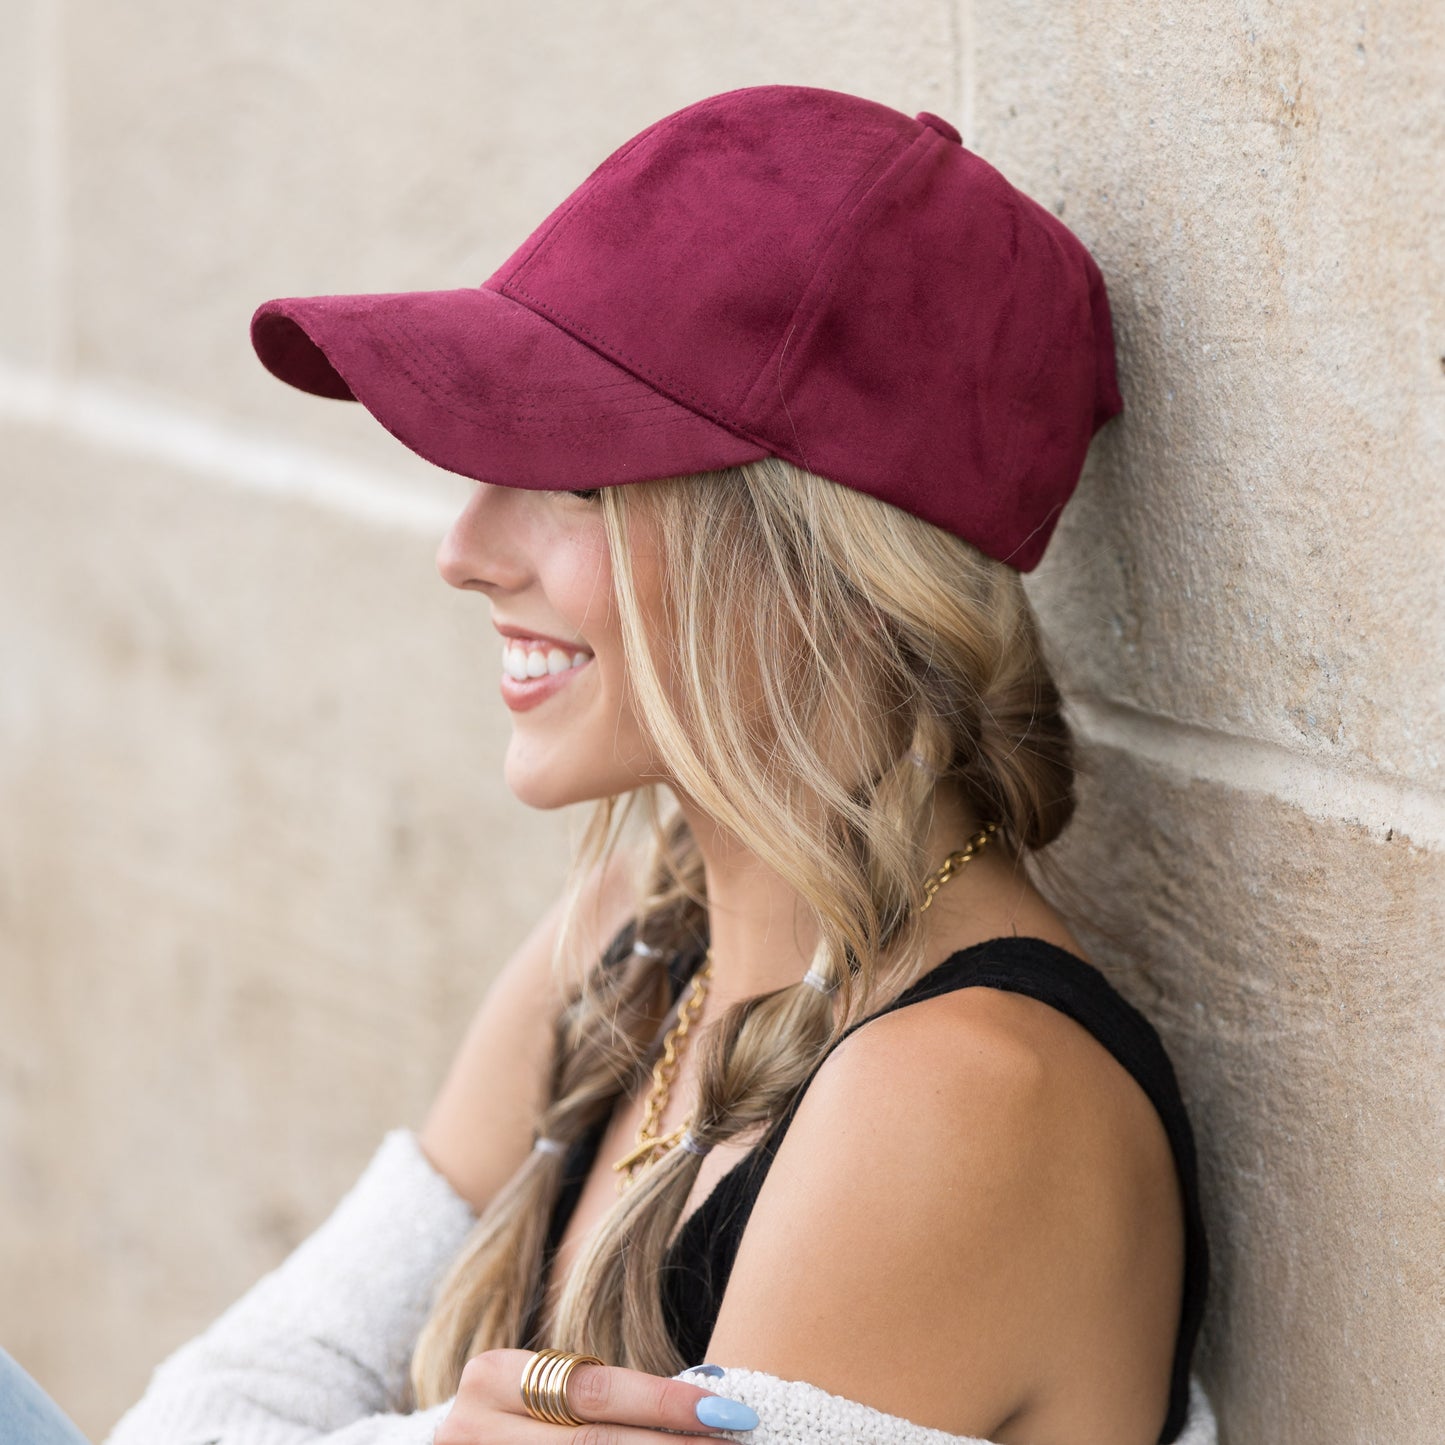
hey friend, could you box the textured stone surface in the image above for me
[0,422,572,1435]
[979,2,1445,789]
[1041,737,1445,1445]
[63,0,959,489]
[0,0,53,366]
[2,3,1443,1443]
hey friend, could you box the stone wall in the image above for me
[2,3,1440,1440]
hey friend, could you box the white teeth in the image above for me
[501,640,592,681]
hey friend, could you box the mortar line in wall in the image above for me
[4,361,1440,851]
[0,360,453,535]
[1068,693,1445,851]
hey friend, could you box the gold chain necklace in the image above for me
[613,821,998,1190]
[919,821,998,912]
[611,950,714,1188]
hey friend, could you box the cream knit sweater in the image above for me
[103,1129,1217,1445]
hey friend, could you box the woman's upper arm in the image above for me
[699,993,1149,1442]
[416,846,640,1212]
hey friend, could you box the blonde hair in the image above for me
[408,455,1078,1403]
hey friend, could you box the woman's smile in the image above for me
[432,483,662,809]
[498,636,596,712]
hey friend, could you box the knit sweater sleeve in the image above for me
[103,1129,478,1445]
[671,1367,1220,1445]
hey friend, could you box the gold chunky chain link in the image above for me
[612,952,714,1187]
[919,821,998,911]
[614,820,998,1190]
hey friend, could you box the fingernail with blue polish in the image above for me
[687,1363,725,1378]
[696,1396,760,1431]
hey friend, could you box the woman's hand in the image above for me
[434,1350,759,1442]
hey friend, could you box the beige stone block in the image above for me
[0,419,574,1436]
[1043,738,1445,1445]
[62,0,960,482]
[973,3,1445,784]
[0,0,54,366]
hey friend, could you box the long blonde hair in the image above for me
[408,454,1078,1403]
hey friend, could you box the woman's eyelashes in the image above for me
[566,487,601,501]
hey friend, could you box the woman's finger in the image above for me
[562,1359,758,1434]
[453,1349,759,1436]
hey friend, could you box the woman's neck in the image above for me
[669,787,1032,1019]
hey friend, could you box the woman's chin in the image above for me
[503,756,579,812]
[502,742,609,811]
[501,711,657,811]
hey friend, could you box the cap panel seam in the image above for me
[994,196,1073,566]
[498,118,670,286]
[720,128,910,415]
[498,125,910,435]
[499,121,670,285]
[499,283,740,424]
[735,128,941,439]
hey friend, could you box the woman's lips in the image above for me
[499,655,593,712]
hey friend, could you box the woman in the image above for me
[103,86,1213,1445]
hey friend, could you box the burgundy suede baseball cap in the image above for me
[251,84,1122,572]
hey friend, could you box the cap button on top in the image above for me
[916,111,962,144]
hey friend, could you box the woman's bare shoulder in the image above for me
[704,978,1183,1445]
[415,845,642,1211]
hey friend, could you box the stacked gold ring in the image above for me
[519,1348,606,1427]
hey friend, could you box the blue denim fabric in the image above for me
[0,1346,91,1445]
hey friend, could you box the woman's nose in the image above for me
[436,484,522,592]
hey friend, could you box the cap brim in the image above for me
[250,285,769,488]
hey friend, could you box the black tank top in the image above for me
[524,923,1209,1445]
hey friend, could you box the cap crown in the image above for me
[488,84,1121,570]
